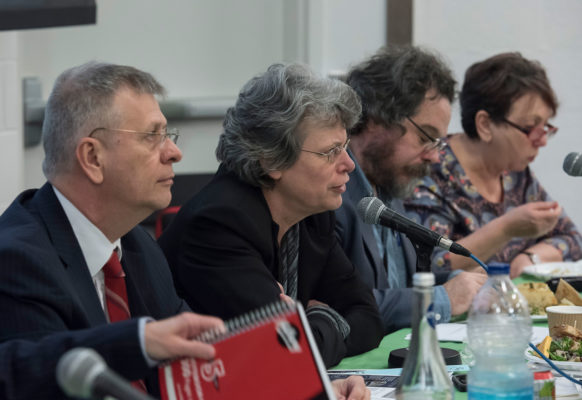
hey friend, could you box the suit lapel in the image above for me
[344,173,387,287]
[120,245,150,318]
[31,184,107,326]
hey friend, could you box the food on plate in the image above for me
[517,282,558,315]
[533,324,582,362]
[555,279,582,306]
[552,324,582,340]
[535,336,552,358]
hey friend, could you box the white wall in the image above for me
[414,0,582,228]
[0,32,22,212]
[7,0,386,199]
[7,0,580,229]
[17,0,287,189]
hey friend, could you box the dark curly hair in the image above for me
[346,45,456,136]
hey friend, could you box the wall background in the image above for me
[1,0,581,228]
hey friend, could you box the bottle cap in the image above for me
[413,272,435,287]
[487,263,510,275]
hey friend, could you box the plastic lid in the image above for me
[413,272,435,287]
[487,262,510,275]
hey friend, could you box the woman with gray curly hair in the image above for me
[159,63,383,368]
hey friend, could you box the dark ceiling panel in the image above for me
[0,0,96,31]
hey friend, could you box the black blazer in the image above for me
[159,166,383,367]
[0,183,190,396]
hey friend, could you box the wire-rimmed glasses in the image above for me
[89,127,180,147]
[406,117,446,153]
[301,137,351,163]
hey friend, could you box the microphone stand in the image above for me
[412,241,433,273]
[387,237,461,369]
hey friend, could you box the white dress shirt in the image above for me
[52,186,154,366]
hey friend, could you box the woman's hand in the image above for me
[501,201,561,239]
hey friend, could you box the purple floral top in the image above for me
[404,136,582,271]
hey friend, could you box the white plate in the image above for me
[522,261,582,280]
[531,314,548,322]
[525,348,582,371]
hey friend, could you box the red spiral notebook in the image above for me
[158,302,336,400]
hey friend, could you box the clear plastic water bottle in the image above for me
[396,272,453,400]
[467,263,533,399]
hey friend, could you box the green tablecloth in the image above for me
[332,275,547,398]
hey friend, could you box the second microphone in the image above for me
[356,197,471,257]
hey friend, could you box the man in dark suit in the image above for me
[0,61,224,397]
[335,46,487,334]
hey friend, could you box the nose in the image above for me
[337,147,355,172]
[161,139,183,163]
[421,147,441,163]
[533,133,548,148]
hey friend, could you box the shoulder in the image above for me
[159,170,273,251]
[302,211,336,241]
[0,188,51,252]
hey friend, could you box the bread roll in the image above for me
[517,282,558,315]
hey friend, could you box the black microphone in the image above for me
[563,152,582,176]
[357,197,471,257]
[56,348,154,400]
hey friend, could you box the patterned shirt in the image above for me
[404,136,582,271]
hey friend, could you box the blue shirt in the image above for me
[349,152,452,322]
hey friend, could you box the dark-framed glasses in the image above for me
[501,118,558,141]
[301,137,351,163]
[89,127,180,146]
[406,117,447,152]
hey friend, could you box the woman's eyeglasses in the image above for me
[301,138,351,163]
[501,118,558,141]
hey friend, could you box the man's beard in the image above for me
[362,143,430,199]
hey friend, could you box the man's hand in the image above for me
[145,312,225,361]
[443,272,487,316]
[331,376,370,400]
[502,201,561,239]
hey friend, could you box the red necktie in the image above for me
[103,251,131,322]
[102,250,148,393]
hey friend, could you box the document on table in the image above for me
[327,370,397,399]
[328,366,470,400]
[404,323,549,344]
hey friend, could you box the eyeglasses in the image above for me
[500,118,558,141]
[406,117,447,152]
[301,137,351,163]
[89,127,180,147]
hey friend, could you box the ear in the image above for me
[76,137,105,184]
[259,159,283,182]
[267,169,282,181]
[475,110,493,143]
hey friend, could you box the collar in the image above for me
[52,186,122,277]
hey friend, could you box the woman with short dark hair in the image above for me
[405,52,582,278]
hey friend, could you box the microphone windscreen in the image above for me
[563,152,582,176]
[57,348,106,398]
[356,197,384,224]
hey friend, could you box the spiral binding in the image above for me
[196,300,296,344]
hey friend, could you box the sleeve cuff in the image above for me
[433,285,452,323]
[306,305,351,340]
[139,317,159,368]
